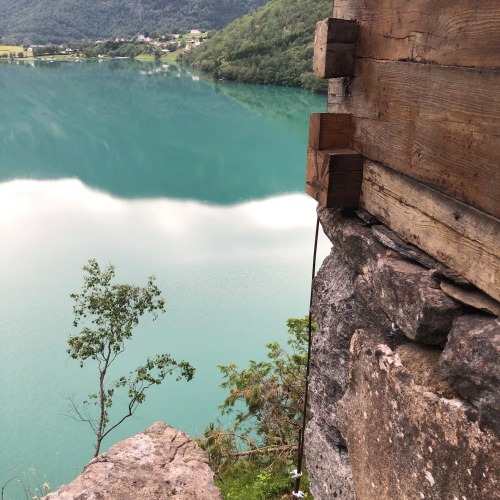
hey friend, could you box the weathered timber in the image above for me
[328,60,500,218]
[313,18,358,78]
[359,160,500,301]
[306,147,363,208]
[333,0,500,69]
[308,113,351,150]
[328,77,353,114]
[372,224,470,286]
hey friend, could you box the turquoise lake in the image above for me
[0,60,330,497]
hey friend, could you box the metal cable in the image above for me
[293,215,320,497]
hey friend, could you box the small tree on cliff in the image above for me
[67,259,195,458]
[199,317,315,498]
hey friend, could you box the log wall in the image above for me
[310,0,500,300]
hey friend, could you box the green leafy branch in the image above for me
[66,259,194,458]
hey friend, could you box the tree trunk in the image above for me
[94,369,106,458]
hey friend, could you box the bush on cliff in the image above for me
[199,316,315,499]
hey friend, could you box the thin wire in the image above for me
[293,215,320,496]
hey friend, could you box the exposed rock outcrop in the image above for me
[440,314,500,435]
[338,330,499,500]
[44,422,221,500]
[306,208,500,500]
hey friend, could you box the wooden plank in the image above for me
[305,179,329,207]
[306,147,363,208]
[360,160,500,301]
[306,181,363,209]
[308,113,351,150]
[327,77,353,114]
[328,59,500,219]
[313,18,358,78]
[333,0,500,69]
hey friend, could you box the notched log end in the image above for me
[314,18,359,78]
[306,147,363,208]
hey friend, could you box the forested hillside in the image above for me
[0,0,267,44]
[182,0,331,92]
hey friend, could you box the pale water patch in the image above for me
[0,179,330,492]
[0,59,328,497]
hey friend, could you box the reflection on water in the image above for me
[0,60,329,495]
[0,179,330,491]
[213,80,327,140]
[0,61,324,203]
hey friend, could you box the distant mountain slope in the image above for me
[0,0,267,44]
[183,0,331,92]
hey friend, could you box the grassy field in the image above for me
[0,45,33,57]
[0,43,181,62]
[135,53,155,61]
[36,54,80,61]
[135,50,181,62]
[179,33,205,40]
[161,50,182,62]
[0,45,23,54]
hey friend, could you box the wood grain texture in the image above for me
[306,181,363,208]
[360,160,500,301]
[327,77,353,114]
[313,18,358,78]
[329,59,500,218]
[333,0,500,69]
[306,147,363,208]
[308,113,351,150]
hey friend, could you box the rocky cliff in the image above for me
[305,207,500,500]
[44,422,221,500]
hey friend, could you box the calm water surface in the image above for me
[0,60,329,497]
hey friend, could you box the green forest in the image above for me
[0,0,267,44]
[182,0,331,93]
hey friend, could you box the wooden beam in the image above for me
[313,18,358,78]
[306,147,363,208]
[360,160,500,301]
[308,113,351,150]
[333,0,500,69]
[328,59,500,219]
[327,77,353,114]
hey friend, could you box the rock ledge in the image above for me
[45,422,221,500]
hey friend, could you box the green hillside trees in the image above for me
[0,0,267,44]
[183,0,331,92]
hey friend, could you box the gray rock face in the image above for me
[440,315,500,435]
[306,208,499,500]
[337,330,500,500]
[369,256,461,344]
[316,208,461,345]
[306,420,355,500]
[440,281,500,316]
[44,422,221,500]
[305,250,363,499]
[306,210,402,499]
